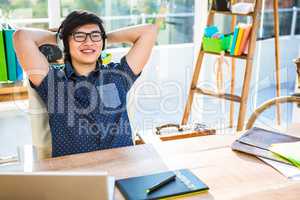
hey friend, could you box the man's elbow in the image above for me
[148,24,159,36]
[144,24,158,43]
[13,29,26,48]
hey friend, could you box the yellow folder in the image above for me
[234,24,245,56]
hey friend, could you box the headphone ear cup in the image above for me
[58,31,63,39]
[57,25,63,39]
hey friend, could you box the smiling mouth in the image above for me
[80,49,96,54]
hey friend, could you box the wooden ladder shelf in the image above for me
[181,0,263,131]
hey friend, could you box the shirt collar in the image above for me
[65,60,101,79]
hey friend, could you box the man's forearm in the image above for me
[106,24,158,75]
[14,28,57,47]
[106,24,158,46]
[13,28,56,84]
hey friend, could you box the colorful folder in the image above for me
[238,24,252,55]
[16,55,23,81]
[234,24,245,55]
[4,29,17,81]
[0,27,8,81]
[230,26,239,55]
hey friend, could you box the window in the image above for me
[295,1,300,34]
[60,0,195,45]
[0,0,195,45]
[260,0,300,38]
[0,0,48,29]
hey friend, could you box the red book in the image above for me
[238,24,252,55]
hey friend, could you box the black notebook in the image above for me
[232,127,300,164]
[116,169,209,200]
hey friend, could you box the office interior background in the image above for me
[0,0,300,157]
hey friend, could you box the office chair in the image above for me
[27,44,63,159]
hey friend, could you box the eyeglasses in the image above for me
[72,31,103,42]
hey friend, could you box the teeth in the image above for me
[81,50,94,53]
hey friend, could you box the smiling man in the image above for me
[13,10,158,157]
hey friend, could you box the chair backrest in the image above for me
[246,96,300,130]
[27,80,52,159]
[246,58,300,130]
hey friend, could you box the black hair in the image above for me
[57,10,107,62]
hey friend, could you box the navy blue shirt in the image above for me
[30,56,140,157]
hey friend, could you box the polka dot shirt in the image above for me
[30,56,140,157]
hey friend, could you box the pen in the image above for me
[146,174,176,194]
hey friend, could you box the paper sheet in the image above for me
[259,157,300,180]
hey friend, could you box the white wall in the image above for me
[108,35,300,131]
[108,44,195,133]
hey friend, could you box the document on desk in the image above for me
[259,157,300,180]
[237,127,300,150]
[231,127,300,165]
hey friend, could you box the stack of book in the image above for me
[0,25,23,82]
[230,23,252,56]
[232,127,300,179]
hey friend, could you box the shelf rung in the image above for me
[193,87,241,102]
[202,50,249,60]
[210,10,254,17]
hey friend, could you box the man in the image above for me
[14,10,157,157]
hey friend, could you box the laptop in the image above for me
[0,171,115,200]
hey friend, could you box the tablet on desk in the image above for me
[0,171,115,200]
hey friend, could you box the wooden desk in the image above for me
[0,81,28,102]
[4,134,300,200]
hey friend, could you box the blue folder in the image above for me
[230,26,239,55]
[16,55,23,81]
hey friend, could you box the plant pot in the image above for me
[203,34,233,53]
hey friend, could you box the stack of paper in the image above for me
[259,157,300,180]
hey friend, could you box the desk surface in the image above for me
[4,134,300,200]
